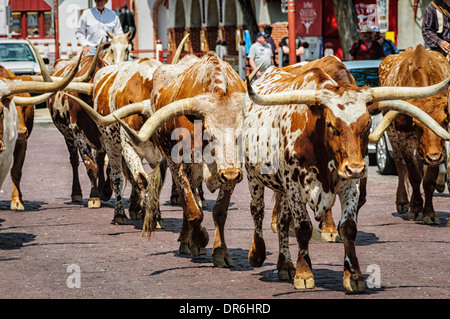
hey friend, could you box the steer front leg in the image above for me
[211,184,235,267]
[247,176,266,268]
[338,180,365,293]
[422,165,440,224]
[170,162,208,257]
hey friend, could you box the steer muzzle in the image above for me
[218,168,243,184]
[423,151,445,167]
[339,160,366,179]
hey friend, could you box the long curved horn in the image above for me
[368,100,450,143]
[114,98,204,146]
[171,33,189,64]
[26,38,52,82]
[3,53,82,96]
[63,82,93,95]
[72,40,102,82]
[368,110,399,144]
[247,62,264,83]
[30,40,102,83]
[65,93,148,125]
[246,76,318,105]
[371,75,450,101]
[12,92,55,106]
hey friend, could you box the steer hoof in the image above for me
[113,215,129,225]
[409,211,423,221]
[277,268,296,281]
[436,183,445,193]
[129,209,142,220]
[294,277,315,289]
[179,242,190,255]
[397,203,409,214]
[213,250,235,268]
[343,276,366,293]
[189,244,207,257]
[10,201,25,211]
[423,216,440,225]
[88,197,101,209]
[72,194,83,202]
[170,195,180,205]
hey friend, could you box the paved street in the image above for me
[0,109,449,301]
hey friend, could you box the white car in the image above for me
[0,39,48,75]
[343,59,397,175]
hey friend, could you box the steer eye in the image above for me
[327,122,339,137]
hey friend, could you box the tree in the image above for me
[332,0,360,60]
[237,0,259,43]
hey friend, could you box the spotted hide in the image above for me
[87,58,164,224]
[243,55,450,292]
[378,45,450,224]
[48,55,111,209]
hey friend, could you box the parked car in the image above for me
[0,39,49,75]
[343,59,397,175]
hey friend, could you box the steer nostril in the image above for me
[220,172,228,182]
[345,164,366,177]
[426,153,443,165]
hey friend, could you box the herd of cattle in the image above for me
[1,33,449,293]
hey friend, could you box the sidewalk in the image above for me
[34,107,55,128]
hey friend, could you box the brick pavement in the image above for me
[0,123,449,300]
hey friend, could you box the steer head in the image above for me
[408,96,448,166]
[315,85,373,179]
[105,31,132,64]
[246,70,450,181]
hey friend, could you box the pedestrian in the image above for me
[279,26,304,67]
[247,31,273,79]
[75,0,124,56]
[372,26,399,56]
[422,0,450,56]
[348,25,385,60]
[264,25,278,66]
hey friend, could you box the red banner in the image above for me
[295,0,322,37]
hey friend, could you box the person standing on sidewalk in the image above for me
[247,31,273,79]
[75,0,123,56]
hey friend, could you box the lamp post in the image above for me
[53,0,60,60]
[287,0,296,65]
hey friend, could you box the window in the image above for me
[27,11,39,37]
[44,11,53,36]
[0,43,35,62]
[10,12,22,36]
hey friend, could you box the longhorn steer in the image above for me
[64,36,189,225]
[46,52,111,208]
[101,31,133,64]
[0,66,35,210]
[83,57,164,224]
[0,55,82,197]
[243,55,450,292]
[378,45,450,224]
[88,52,248,267]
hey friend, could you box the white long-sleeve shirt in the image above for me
[75,7,123,47]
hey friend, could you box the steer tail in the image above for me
[142,157,168,239]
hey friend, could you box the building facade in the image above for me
[0,0,435,62]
